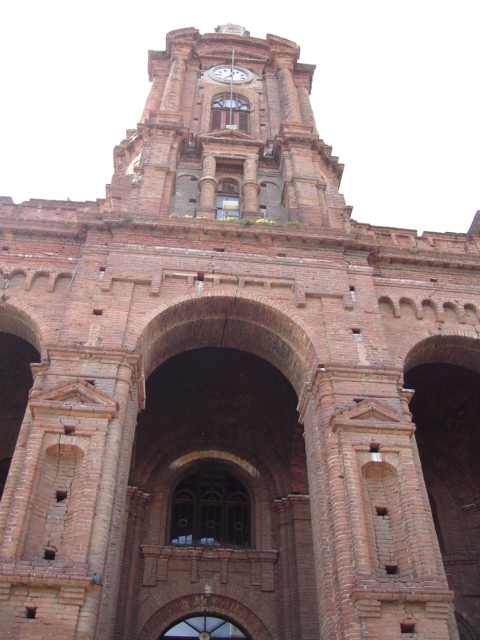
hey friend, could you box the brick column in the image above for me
[242,156,260,216]
[196,155,217,219]
[160,48,188,113]
[140,74,168,122]
[296,82,317,134]
[277,59,302,124]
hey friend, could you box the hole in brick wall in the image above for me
[2,246,9,251]
[260,182,267,187]
[93,309,103,316]
[352,328,361,334]
[353,398,363,403]
[369,442,380,452]
[350,286,355,291]
[56,489,68,502]
[430,278,438,282]
[99,266,106,272]
[64,425,75,435]
[400,622,415,633]
[189,198,196,203]
[277,253,286,257]
[260,205,267,210]
[190,177,198,181]
[385,564,398,575]
[197,272,205,282]
[44,547,56,560]
[85,379,95,386]
[25,606,36,619]
[213,248,225,253]
[193,118,198,122]
[376,506,388,516]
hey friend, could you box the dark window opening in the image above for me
[25,607,36,619]
[400,622,415,634]
[170,469,251,549]
[385,564,398,575]
[211,93,250,133]
[44,547,56,560]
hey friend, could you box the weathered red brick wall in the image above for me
[0,24,478,640]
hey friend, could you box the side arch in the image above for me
[0,297,49,355]
[400,330,480,374]
[131,291,322,397]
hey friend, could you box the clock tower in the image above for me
[107,24,346,228]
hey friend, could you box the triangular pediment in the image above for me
[197,129,264,154]
[29,378,118,420]
[200,128,256,142]
[331,399,413,434]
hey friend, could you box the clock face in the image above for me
[208,65,254,85]
[213,67,247,81]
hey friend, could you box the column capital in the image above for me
[170,43,192,61]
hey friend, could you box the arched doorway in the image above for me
[404,335,480,639]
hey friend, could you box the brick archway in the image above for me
[398,329,480,374]
[134,291,321,397]
[137,593,273,640]
[403,331,480,638]
[0,298,47,355]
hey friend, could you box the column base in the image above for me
[194,206,217,220]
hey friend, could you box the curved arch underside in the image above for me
[137,294,319,397]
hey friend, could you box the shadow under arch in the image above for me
[134,291,321,398]
[137,593,273,640]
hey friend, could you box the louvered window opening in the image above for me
[170,470,251,548]
[211,94,250,133]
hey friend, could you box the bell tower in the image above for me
[106,25,348,227]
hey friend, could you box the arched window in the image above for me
[211,94,250,133]
[170,469,251,548]
[163,615,247,638]
[216,182,239,220]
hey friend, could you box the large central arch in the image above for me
[134,291,321,397]
[116,292,323,640]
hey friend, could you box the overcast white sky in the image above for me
[0,0,478,235]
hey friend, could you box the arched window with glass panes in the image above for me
[210,94,250,133]
[170,469,251,548]
[163,615,247,638]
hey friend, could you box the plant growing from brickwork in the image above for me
[255,218,275,225]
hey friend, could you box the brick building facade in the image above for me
[0,23,479,640]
